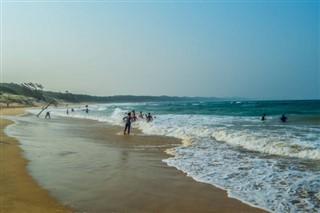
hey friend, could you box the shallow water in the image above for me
[9,100,320,212]
[5,115,122,211]
[5,114,200,213]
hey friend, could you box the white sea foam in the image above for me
[211,129,320,160]
[30,106,320,160]
[132,114,320,160]
[163,139,320,213]
[27,103,320,213]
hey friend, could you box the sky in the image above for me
[1,0,319,100]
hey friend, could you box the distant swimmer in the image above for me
[146,113,153,122]
[45,111,51,119]
[280,114,287,123]
[123,112,132,135]
[71,108,74,112]
[261,113,266,121]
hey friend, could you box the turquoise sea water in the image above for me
[18,100,320,212]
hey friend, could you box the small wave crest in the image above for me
[211,129,320,160]
[129,114,320,160]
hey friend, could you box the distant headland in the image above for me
[0,82,244,107]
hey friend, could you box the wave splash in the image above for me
[28,101,320,213]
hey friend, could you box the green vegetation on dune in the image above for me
[0,82,225,107]
[0,83,57,106]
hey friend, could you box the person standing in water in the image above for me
[261,113,266,121]
[146,113,153,122]
[280,114,287,123]
[131,110,137,122]
[123,112,132,135]
[138,111,143,119]
[45,111,51,119]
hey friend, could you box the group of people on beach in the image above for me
[261,113,288,123]
[123,110,154,135]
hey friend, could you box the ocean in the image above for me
[8,100,320,212]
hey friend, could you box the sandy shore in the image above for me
[1,107,268,213]
[0,108,74,213]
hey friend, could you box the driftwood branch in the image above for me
[37,102,53,117]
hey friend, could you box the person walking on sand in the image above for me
[123,112,132,135]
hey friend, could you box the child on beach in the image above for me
[123,112,132,135]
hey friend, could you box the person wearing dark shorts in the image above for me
[123,112,132,135]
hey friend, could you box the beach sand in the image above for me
[0,108,74,213]
[1,107,267,213]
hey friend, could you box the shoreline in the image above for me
[0,107,75,213]
[1,107,268,213]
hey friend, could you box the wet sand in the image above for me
[0,108,74,213]
[1,107,267,213]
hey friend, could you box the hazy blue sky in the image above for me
[1,1,319,100]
